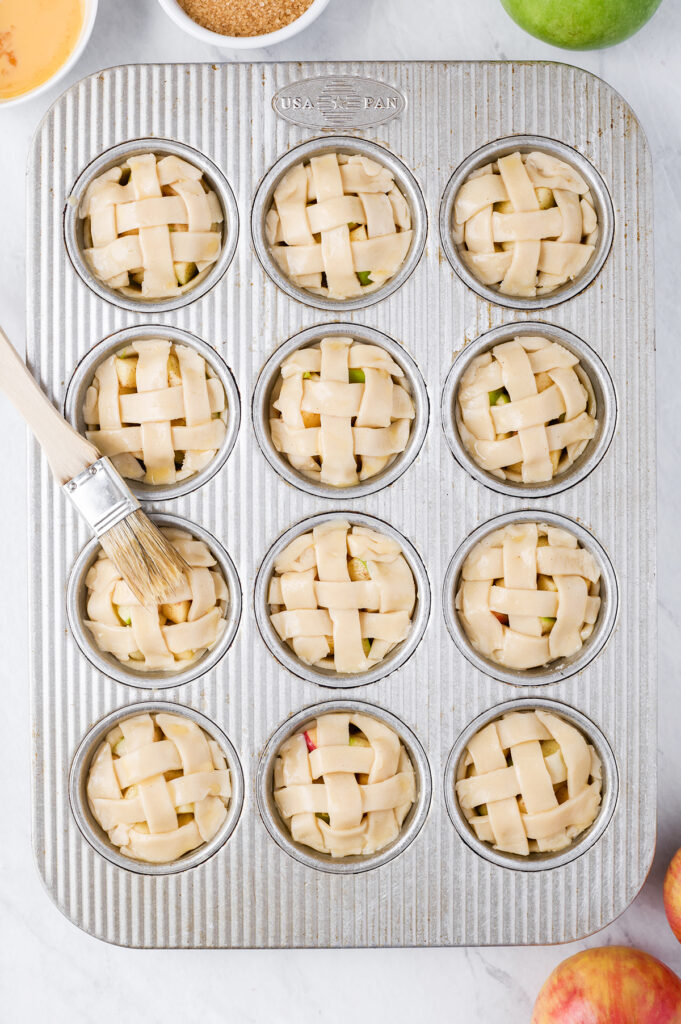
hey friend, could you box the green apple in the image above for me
[500,0,664,49]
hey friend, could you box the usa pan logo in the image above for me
[273,76,406,130]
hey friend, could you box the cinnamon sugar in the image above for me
[177,0,315,37]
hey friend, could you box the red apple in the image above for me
[664,848,681,943]
[532,946,681,1023]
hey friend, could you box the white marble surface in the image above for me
[1,0,680,1017]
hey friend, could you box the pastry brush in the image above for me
[0,326,189,605]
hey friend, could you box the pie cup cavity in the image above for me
[251,136,427,311]
[64,325,241,501]
[255,512,431,687]
[439,135,614,310]
[444,698,618,872]
[257,700,431,873]
[441,322,617,498]
[69,701,245,875]
[66,513,242,689]
[65,137,239,312]
[443,511,618,686]
[252,323,428,498]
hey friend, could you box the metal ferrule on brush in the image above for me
[63,457,140,536]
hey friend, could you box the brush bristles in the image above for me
[99,509,190,606]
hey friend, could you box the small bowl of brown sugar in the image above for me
[158,0,331,47]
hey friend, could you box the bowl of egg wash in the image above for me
[0,0,98,108]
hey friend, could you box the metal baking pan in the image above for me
[26,60,656,947]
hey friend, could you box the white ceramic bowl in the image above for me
[157,0,330,49]
[0,0,98,109]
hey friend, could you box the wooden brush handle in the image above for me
[0,326,100,484]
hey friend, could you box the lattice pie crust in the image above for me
[80,153,223,299]
[456,709,602,856]
[455,522,601,670]
[269,335,415,487]
[266,152,412,300]
[274,711,416,857]
[84,527,228,671]
[456,334,596,484]
[87,711,231,864]
[83,337,227,487]
[268,520,416,674]
[453,150,599,298]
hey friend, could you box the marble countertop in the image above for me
[1,0,680,1018]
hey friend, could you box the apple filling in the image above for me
[274,711,416,857]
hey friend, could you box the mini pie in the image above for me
[87,711,231,864]
[269,335,415,487]
[456,334,597,484]
[274,711,416,857]
[83,337,227,487]
[455,709,602,856]
[455,522,601,670]
[453,150,599,298]
[265,152,413,300]
[268,520,416,674]
[79,152,223,299]
[84,527,228,671]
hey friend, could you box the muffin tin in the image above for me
[27,61,655,947]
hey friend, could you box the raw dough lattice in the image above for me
[80,152,223,299]
[274,711,416,857]
[269,335,415,487]
[268,520,416,674]
[87,711,231,864]
[456,709,602,856]
[83,337,227,487]
[455,522,601,670]
[84,527,228,671]
[456,334,597,483]
[453,150,599,298]
[266,152,412,300]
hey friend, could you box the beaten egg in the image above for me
[0,0,85,101]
